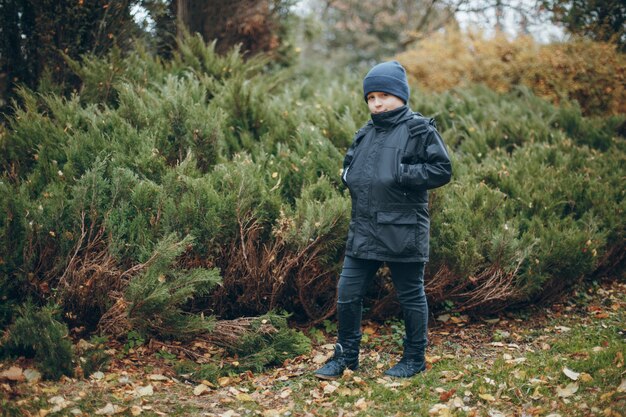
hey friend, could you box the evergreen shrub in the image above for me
[227,313,311,372]
[1,303,74,380]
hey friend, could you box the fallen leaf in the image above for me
[450,315,469,324]
[488,410,506,417]
[323,383,337,395]
[579,373,593,383]
[193,384,210,396]
[479,393,496,402]
[312,354,328,364]
[563,367,580,381]
[363,325,376,335]
[437,314,450,323]
[555,326,571,332]
[0,366,24,382]
[236,393,254,402]
[218,376,231,386]
[428,403,451,416]
[130,406,143,416]
[354,397,368,410]
[134,385,153,397]
[439,388,456,402]
[95,403,126,415]
[91,371,105,380]
[200,379,215,388]
[426,354,442,364]
[24,368,42,383]
[148,374,168,381]
[440,370,464,382]
[48,396,72,412]
[556,382,579,398]
[617,379,626,393]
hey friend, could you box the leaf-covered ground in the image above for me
[1,280,625,417]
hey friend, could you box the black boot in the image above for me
[385,308,427,378]
[384,355,425,377]
[314,343,359,379]
[315,300,362,379]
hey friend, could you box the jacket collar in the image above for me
[370,105,412,129]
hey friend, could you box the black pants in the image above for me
[336,256,428,357]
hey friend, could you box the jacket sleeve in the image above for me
[399,127,452,190]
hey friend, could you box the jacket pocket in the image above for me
[375,211,418,256]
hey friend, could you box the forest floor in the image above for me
[1,279,625,417]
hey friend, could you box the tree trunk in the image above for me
[174,0,279,56]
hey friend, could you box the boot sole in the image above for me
[384,365,426,378]
[314,372,340,380]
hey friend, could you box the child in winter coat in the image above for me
[315,60,452,379]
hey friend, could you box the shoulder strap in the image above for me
[407,112,436,141]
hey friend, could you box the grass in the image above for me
[1,280,624,416]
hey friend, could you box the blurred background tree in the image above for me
[300,0,457,66]
[0,0,138,112]
[539,0,625,51]
[142,0,297,61]
[0,0,297,115]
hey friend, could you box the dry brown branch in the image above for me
[98,295,132,338]
[149,340,204,361]
[199,317,278,351]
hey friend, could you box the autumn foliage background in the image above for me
[0,0,625,382]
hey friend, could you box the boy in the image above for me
[315,60,452,379]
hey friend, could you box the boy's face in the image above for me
[366,91,405,114]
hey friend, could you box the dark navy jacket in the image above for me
[342,105,452,262]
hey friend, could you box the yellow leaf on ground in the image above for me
[479,393,496,402]
[363,326,376,335]
[556,383,579,398]
[580,373,593,383]
[235,393,254,402]
[193,384,210,396]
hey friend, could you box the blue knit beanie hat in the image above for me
[363,60,410,104]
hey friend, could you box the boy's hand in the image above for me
[401,153,421,164]
[398,163,411,186]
